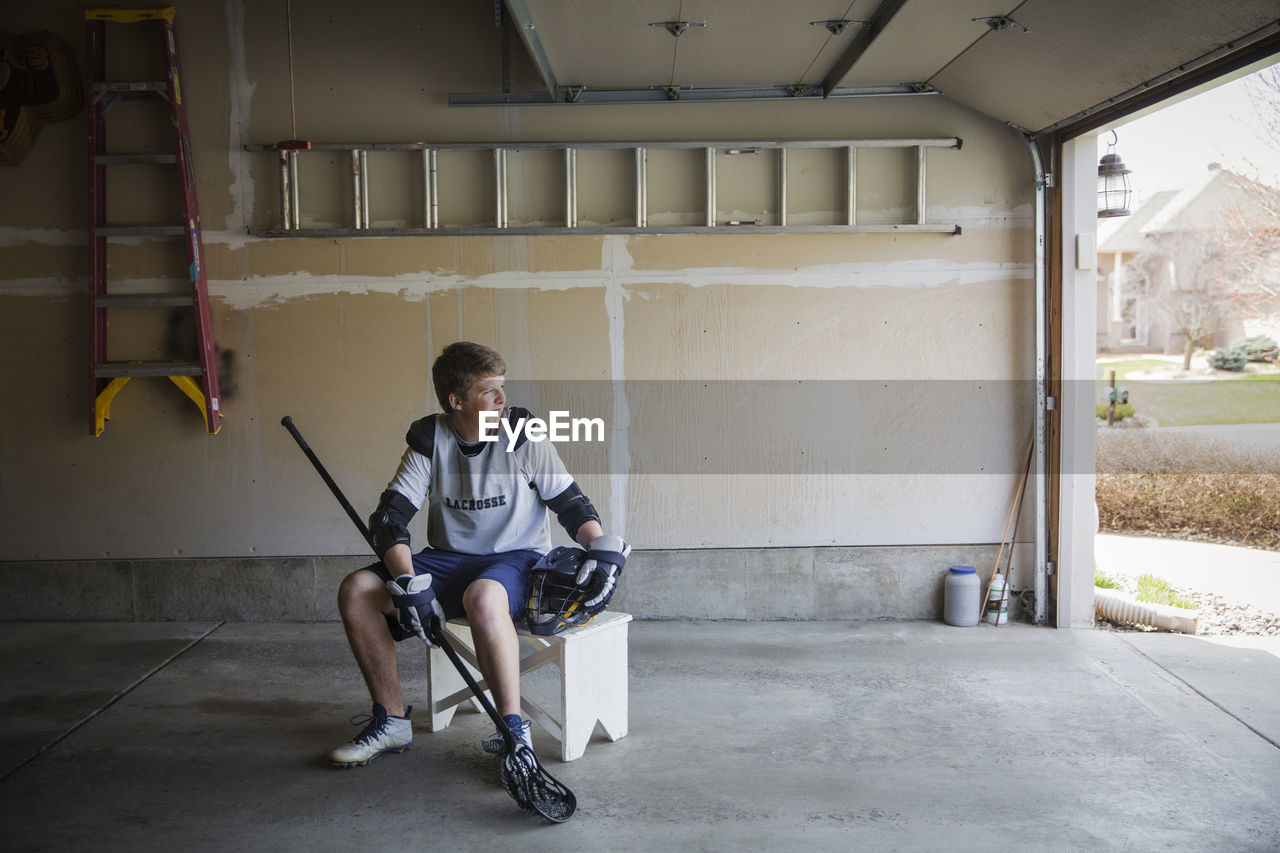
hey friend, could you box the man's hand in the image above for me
[576,534,630,588]
[385,574,444,644]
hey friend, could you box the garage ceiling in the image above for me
[464,0,1280,134]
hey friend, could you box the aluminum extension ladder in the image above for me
[86,6,221,435]
[248,138,963,237]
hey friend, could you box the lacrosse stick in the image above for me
[281,416,577,823]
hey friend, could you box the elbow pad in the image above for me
[369,490,417,560]
[544,482,600,541]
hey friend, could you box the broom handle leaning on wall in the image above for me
[995,446,1032,627]
[982,440,1034,624]
[984,446,1022,606]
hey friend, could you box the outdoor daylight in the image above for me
[1094,62,1280,639]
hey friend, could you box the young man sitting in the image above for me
[330,341,626,769]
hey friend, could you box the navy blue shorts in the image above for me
[361,548,542,639]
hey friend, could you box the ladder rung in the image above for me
[96,362,203,378]
[93,81,167,94]
[95,226,185,238]
[95,294,193,309]
[94,153,177,165]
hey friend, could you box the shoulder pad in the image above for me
[505,407,532,451]
[405,415,436,456]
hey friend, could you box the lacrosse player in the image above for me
[329,341,627,769]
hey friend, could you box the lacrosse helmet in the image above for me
[525,546,621,636]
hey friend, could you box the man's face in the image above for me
[454,374,506,433]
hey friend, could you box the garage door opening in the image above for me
[1090,62,1280,638]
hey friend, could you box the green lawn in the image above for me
[1095,364,1280,426]
[1096,358,1177,381]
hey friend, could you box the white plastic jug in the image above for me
[944,566,979,626]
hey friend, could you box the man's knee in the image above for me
[463,579,512,626]
[338,569,390,615]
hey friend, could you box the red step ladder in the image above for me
[86,6,221,435]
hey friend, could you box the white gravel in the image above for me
[1094,574,1280,636]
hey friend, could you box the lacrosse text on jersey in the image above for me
[442,494,508,511]
[478,410,605,452]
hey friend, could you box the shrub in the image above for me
[1207,347,1248,371]
[1230,335,1279,363]
[1096,402,1135,420]
[1095,429,1280,549]
[1096,428,1280,475]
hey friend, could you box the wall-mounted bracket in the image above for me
[810,20,864,36]
[972,16,1029,33]
[649,20,707,38]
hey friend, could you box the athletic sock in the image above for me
[503,714,523,731]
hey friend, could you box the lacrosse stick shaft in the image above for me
[424,623,517,743]
[280,416,375,550]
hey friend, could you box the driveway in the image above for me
[1142,422,1280,453]
[1095,533,1280,615]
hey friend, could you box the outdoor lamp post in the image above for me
[1098,130,1133,218]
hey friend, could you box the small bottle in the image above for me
[985,574,1009,625]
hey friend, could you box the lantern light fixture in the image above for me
[1097,130,1133,218]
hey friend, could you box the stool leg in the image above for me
[594,623,629,744]
[426,644,465,732]
[559,623,629,761]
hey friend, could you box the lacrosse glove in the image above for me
[385,574,445,645]
[576,535,630,605]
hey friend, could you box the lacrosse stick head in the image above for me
[525,546,619,636]
[499,742,577,823]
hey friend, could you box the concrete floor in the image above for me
[2,620,1279,852]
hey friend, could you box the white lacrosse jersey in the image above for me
[385,411,574,555]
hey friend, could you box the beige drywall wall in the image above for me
[0,0,1035,562]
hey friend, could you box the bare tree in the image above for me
[1214,176,1280,324]
[1142,227,1227,368]
[1132,167,1280,368]
[1244,64,1280,153]
[1227,64,1280,321]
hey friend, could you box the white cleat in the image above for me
[330,703,412,768]
[482,717,533,755]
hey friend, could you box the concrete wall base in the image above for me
[0,545,1016,622]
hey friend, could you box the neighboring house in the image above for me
[1097,164,1280,356]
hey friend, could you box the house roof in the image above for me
[1097,190,1180,254]
[1141,166,1279,233]
[1099,166,1280,254]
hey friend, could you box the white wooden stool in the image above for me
[424,611,631,762]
